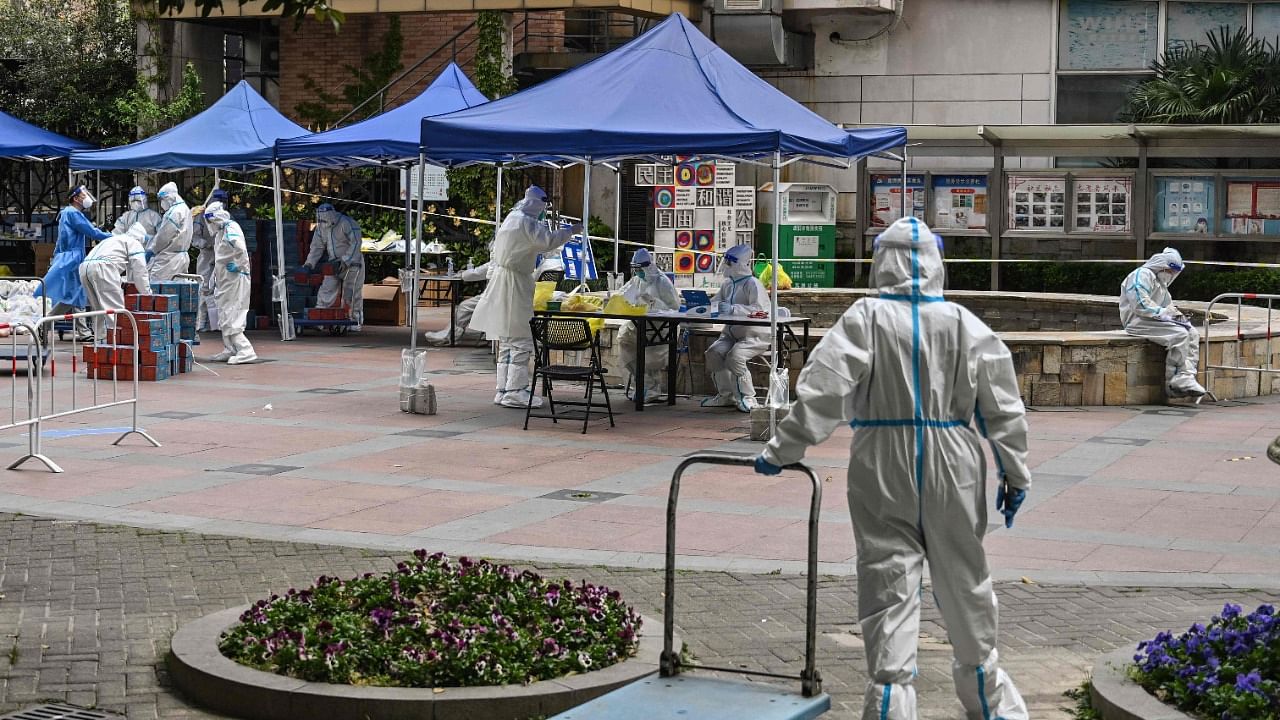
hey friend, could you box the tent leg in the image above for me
[410,152,427,353]
[272,162,293,341]
[770,151,782,435]
[613,164,622,278]
[403,166,413,323]
[495,164,504,226]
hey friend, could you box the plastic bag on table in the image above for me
[603,292,647,316]
[532,281,557,311]
[559,290,605,335]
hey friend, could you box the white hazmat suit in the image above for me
[617,248,680,403]
[149,182,194,282]
[760,217,1031,720]
[80,223,152,339]
[112,187,161,247]
[1120,248,1206,397]
[191,190,228,332]
[304,203,365,328]
[468,186,579,409]
[424,256,564,346]
[204,202,256,365]
[701,243,770,412]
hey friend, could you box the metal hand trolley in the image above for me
[292,265,361,337]
[2,277,52,368]
[550,453,830,720]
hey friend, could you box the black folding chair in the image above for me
[536,269,565,284]
[526,317,614,434]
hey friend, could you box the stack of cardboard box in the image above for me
[82,284,200,381]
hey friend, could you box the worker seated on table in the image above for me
[616,248,680,404]
[701,243,770,413]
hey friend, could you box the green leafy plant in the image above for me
[295,15,404,129]
[1122,27,1280,125]
[1063,680,1102,720]
[219,551,642,688]
[114,62,206,139]
[153,0,345,29]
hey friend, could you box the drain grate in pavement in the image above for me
[216,463,302,476]
[146,410,207,420]
[393,429,462,438]
[1086,436,1150,446]
[539,489,625,503]
[299,387,356,394]
[0,705,123,720]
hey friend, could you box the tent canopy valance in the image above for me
[70,81,309,172]
[274,62,489,169]
[0,110,94,161]
[419,13,905,165]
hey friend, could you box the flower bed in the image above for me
[1131,602,1279,720]
[218,551,642,688]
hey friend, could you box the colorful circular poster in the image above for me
[695,164,715,186]
[675,252,695,273]
[696,252,715,272]
[676,164,696,187]
[653,187,675,209]
[694,229,714,250]
[675,230,693,248]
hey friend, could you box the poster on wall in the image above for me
[1060,0,1160,71]
[931,174,988,231]
[1223,178,1280,235]
[869,174,926,227]
[1154,177,1214,234]
[1073,176,1132,233]
[646,161,747,287]
[1007,175,1066,230]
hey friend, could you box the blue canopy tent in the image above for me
[71,81,312,339]
[418,13,907,399]
[0,110,94,161]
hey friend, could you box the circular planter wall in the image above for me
[1090,648,1196,720]
[169,605,668,720]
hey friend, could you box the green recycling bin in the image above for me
[755,183,837,288]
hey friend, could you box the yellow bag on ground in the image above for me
[759,262,793,291]
[532,281,556,311]
[603,293,648,316]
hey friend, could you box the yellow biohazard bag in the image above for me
[532,281,557,311]
[758,262,793,291]
[559,291,605,335]
[603,293,648,316]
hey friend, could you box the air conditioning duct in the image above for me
[712,0,810,70]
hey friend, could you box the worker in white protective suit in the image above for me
[755,217,1030,720]
[203,202,257,365]
[149,182,194,282]
[80,222,153,339]
[191,188,229,332]
[700,243,770,412]
[423,255,565,346]
[617,248,680,404]
[112,187,161,245]
[1120,248,1206,398]
[469,186,580,409]
[302,203,365,329]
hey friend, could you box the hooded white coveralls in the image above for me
[468,191,575,408]
[149,182,194,282]
[112,188,161,246]
[191,211,217,331]
[616,257,681,402]
[205,203,256,365]
[306,207,365,327]
[703,245,770,411]
[762,217,1031,720]
[80,223,152,339]
[1119,248,1204,396]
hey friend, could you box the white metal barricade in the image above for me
[0,322,42,450]
[1201,292,1280,398]
[9,309,160,473]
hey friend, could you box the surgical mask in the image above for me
[634,267,647,281]
[80,196,94,210]
[129,198,145,211]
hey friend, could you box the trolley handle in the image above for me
[661,452,823,698]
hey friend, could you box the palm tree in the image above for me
[1121,27,1280,124]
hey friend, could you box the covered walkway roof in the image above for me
[868,124,1280,158]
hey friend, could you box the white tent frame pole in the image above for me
[495,164,504,226]
[900,147,908,218]
[613,164,622,276]
[271,161,291,341]
[582,159,593,291]
[409,152,427,353]
[403,164,413,302]
[770,150,782,434]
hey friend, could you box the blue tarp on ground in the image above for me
[275,62,488,167]
[419,13,906,163]
[0,110,93,160]
[70,81,309,171]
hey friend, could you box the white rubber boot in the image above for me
[227,333,257,365]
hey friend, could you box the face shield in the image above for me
[71,185,95,210]
[128,187,147,211]
[719,245,753,279]
[158,182,180,211]
[316,203,336,226]
[203,201,229,231]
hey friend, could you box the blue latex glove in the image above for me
[754,455,782,476]
[995,481,1026,528]
[300,264,312,273]
[144,251,154,263]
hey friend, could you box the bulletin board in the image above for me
[869,174,926,228]
[1007,175,1067,231]
[1153,176,1214,234]
[1223,178,1280,236]
[931,174,988,231]
[1072,176,1131,233]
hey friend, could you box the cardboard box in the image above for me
[33,243,55,275]
[362,283,404,326]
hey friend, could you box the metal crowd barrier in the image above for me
[0,322,41,448]
[1201,292,1280,397]
[7,309,160,473]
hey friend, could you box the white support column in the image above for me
[770,151,782,432]
[271,162,292,340]
[410,153,427,352]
